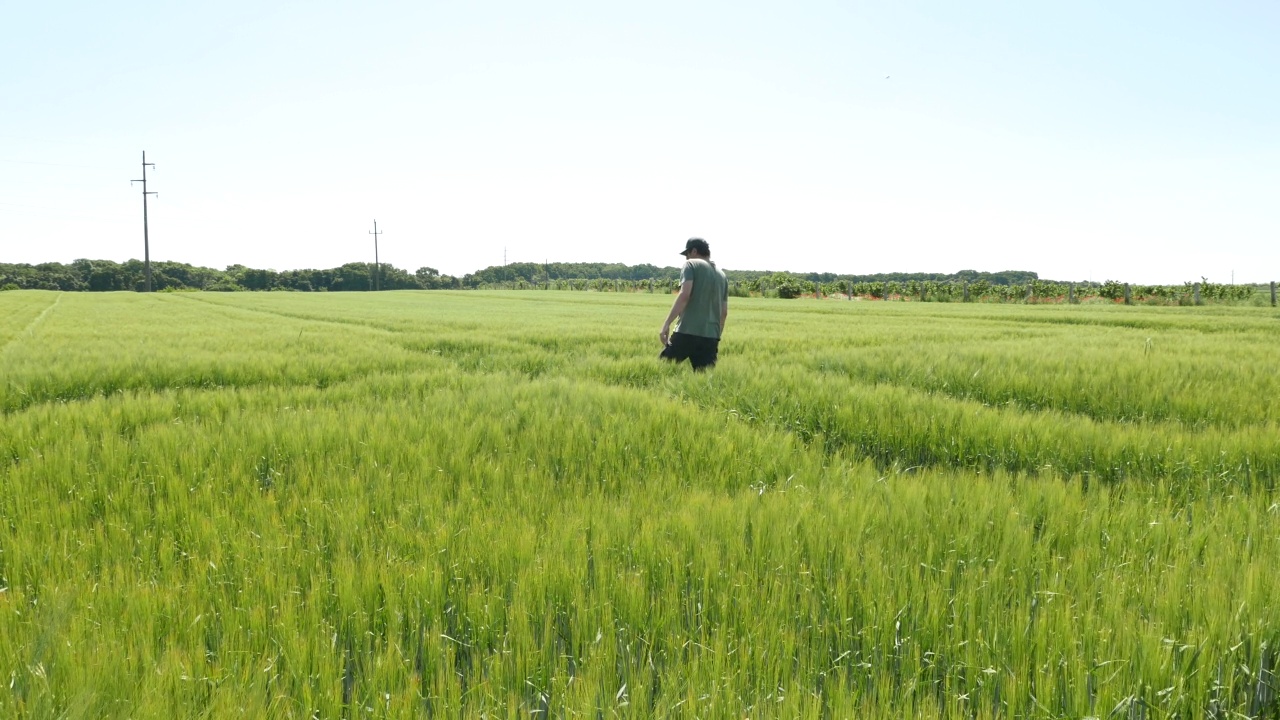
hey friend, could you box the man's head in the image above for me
[680,237,711,259]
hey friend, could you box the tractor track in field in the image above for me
[1,295,451,417]
[170,293,404,337]
[0,293,62,356]
[909,308,1280,335]
[169,293,546,365]
[805,361,1254,431]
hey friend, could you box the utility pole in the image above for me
[369,220,382,291]
[131,152,157,292]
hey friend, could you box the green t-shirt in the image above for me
[675,259,728,339]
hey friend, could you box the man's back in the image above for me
[676,258,728,339]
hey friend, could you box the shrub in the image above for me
[774,279,805,299]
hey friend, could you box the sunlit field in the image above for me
[2,290,1278,718]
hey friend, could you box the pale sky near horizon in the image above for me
[2,1,1277,284]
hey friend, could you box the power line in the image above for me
[0,201,131,223]
[0,134,109,149]
[131,152,157,292]
[0,158,104,169]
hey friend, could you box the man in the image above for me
[659,237,728,371]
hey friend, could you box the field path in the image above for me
[172,292,405,337]
[0,292,61,356]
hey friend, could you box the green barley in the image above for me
[0,289,1277,718]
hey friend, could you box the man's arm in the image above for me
[660,280,694,346]
[719,275,729,333]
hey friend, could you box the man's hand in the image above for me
[659,324,671,347]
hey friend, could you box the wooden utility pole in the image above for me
[369,220,382,291]
[131,152,157,292]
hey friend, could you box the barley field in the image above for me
[1,290,1278,719]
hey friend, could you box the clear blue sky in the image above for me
[3,1,1277,283]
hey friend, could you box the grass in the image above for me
[1,290,1278,718]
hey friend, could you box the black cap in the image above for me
[680,238,710,257]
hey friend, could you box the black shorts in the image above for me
[660,332,720,370]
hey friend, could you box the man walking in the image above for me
[659,238,728,371]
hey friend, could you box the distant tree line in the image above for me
[0,259,462,292]
[465,267,1266,305]
[463,262,681,285]
[1,260,1037,293]
[462,263,1040,288]
[0,260,1267,305]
